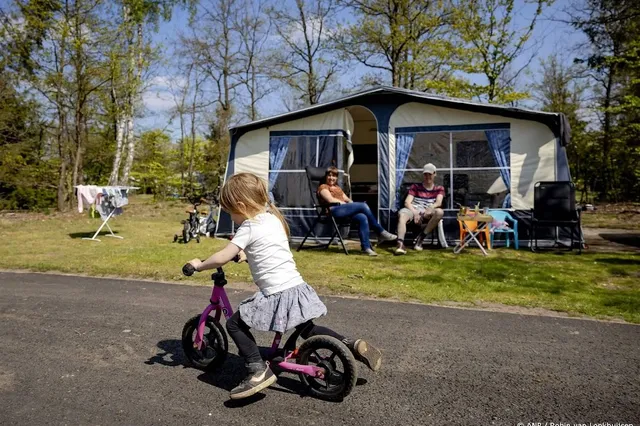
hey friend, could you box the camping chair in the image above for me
[397,183,448,248]
[297,166,351,255]
[487,209,519,249]
[530,181,582,254]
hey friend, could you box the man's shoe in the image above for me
[229,362,277,400]
[394,241,406,255]
[414,233,425,251]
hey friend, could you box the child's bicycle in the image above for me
[181,261,359,401]
[174,196,209,244]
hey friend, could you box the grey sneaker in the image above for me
[229,362,277,400]
[394,241,406,255]
[364,248,378,256]
[379,231,397,242]
[350,339,382,372]
[414,234,425,251]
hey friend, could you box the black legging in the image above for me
[226,311,346,364]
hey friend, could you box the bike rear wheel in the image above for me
[297,335,358,402]
[182,222,190,243]
[181,315,228,371]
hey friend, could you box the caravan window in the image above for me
[406,132,450,170]
[275,136,341,170]
[396,126,511,209]
[278,136,316,170]
[452,131,495,168]
[268,134,346,209]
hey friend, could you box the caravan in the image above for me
[216,86,571,241]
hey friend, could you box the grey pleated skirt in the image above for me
[238,283,328,333]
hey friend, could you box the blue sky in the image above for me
[140,0,586,136]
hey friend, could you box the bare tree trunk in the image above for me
[120,22,143,185]
[72,71,85,188]
[72,0,84,190]
[72,116,83,188]
[56,0,69,211]
[179,109,186,193]
[57,158,69,211]
[120,113,135,184]
[178,64,193,194]
[109,113,125,184]
[601,68,614,200]
[187,69,202,191]
[250,63,257,121]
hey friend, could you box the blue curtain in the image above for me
[485,130,511,208]
[268,136,291,201]
[395,133,415,210]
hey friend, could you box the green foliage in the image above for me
[131,130,174,199]
[4,0,62,74]
[452,0,551,103]
[201,106,232,195]
[0,70,58,210]
[569,0,640,201]
[336,0,466,94]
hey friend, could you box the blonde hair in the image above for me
[220,173,290,237]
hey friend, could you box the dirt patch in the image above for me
[598,282,626,291]
[582,227,640,253]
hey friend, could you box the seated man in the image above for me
[395,163,445,255]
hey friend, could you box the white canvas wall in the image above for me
[389,102,558,210]
[231,109,355,182]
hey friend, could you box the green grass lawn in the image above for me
[1,196,639,323]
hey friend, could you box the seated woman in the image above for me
[317,166,396,256]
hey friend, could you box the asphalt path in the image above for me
[0,272,638,426]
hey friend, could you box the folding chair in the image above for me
[297,166,351,255]
[397,183,449,249]
[530,181,583,253]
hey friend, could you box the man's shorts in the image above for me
[398,207,433,223]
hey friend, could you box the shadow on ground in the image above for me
[146,339,369,406]
[68,231,120,239]
[598,232,640,249]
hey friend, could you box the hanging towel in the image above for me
[77,185,99,213]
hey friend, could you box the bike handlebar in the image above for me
[182,255,241,277]
[182,262,197,276]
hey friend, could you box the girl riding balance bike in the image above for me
[183,172,382,400]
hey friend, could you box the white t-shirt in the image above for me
[231,213,304,295]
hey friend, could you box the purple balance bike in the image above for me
[181,262,358,401]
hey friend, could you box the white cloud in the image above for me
[285,16,335,44]
[143,75,185,112]
[143,90,174,112]
[149,75,188,90]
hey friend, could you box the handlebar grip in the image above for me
[182,263,197,276]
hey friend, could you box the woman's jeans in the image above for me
[330,202,384,250]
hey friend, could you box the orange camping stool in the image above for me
[458,219,492,250]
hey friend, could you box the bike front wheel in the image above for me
[297,335,358,402]
[181,315,228,371]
